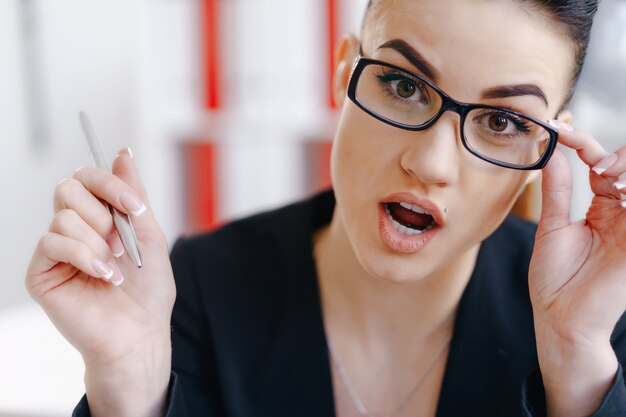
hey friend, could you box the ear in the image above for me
[332,34,360,107]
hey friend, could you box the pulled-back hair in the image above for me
[364,0,600,108]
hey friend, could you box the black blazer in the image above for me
[73,188,626,416]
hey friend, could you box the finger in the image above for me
[549,121,610,168]
[28,232,116,282]
[48,209,118,266]
[106,231,125,258]
[597,145,626,179]
[110,149,165,241]
[538,147,573,235]
[588,149,625,200]
[53,177,115,237]
[601,147,626,199]
[72,165,158,235]
[112,148,150,205]
[549,122,624,199]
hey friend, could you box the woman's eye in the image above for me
[473,111,529,136]
[394,79,417,99]
[488,114,510,132]
[376,71,429,104]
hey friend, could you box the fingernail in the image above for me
[93,260,113,280]
[111,276,124,286]
[115,147,133,160]
[120,191,147,216]
[621,201,626,209]
[548,119,574,132]
[109,234,125,257]
[108,234,125,258]
[614,181,626,191]
[592,153,618,175]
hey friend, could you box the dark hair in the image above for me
[363,0,600,109]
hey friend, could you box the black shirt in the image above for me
[73,188,626,416]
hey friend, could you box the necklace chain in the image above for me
[327,334,453,417]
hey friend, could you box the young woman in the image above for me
[25,0,626,416]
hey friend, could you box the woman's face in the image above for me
[330,0,574,283]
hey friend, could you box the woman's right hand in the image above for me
[25,148,176,416]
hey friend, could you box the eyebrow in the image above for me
[377,39,440,82]
[377,38,549,107]
[481,84,549,107]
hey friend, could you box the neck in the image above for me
[313,206,480,359]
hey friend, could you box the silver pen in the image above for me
[79,112,143,268]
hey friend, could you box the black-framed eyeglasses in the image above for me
[346,52,559,170]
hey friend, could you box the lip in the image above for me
[380,192,446,227]
[377,203,440,254]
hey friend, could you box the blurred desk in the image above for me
[0,302,84,417]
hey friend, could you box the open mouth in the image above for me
[383,202,437,235]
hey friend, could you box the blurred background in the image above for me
[0,0,624,415]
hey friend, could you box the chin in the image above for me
[357,246,439,285]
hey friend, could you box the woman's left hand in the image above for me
[528,121,626,417]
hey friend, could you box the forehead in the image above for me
[363,0,575,112]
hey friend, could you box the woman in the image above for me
[25,0,626,416]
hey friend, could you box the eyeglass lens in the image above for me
[355,63,552,167]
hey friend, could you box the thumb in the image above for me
[111,147,150,205]
[111,148,162,239]
[538,147,573,236]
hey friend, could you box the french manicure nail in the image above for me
[93,260,113,280]
[111,276,124,286]
[592,154,618,175]
[109,235,125,258]
[621,201,626,209]
[120,191,147,216]
[114,148,133,160]
[548,119,574,132]
[614,181,626,191]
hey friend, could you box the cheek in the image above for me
[331,106,403,189]
[461,161,530,235]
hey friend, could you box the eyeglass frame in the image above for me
[346,51,560,171]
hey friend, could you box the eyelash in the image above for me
[374,71,426,102]
[475,110,532,135]
[373,67,534,135]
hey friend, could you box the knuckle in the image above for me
[72,165,90,178]
[38,232,58,255]
[55,177,80,199]
[49,209,79,234]
[55,208,79,226]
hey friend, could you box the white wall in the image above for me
[0,0,199,414]
[0,0,202,311]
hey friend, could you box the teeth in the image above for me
[399,202,431,215]
[385,205,433,236]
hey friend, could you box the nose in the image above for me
[399,111,461,187]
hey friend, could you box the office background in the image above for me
[0,0,624,415]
